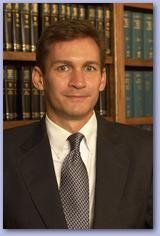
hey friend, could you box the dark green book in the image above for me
[95,5,104,36]
[4,65,18,120]
[143,13,153,59]
[66,4,71,20]
[105,64,112,117]
[125,70,133,118]
[50,4,59,23]
[104,4,111,56]
[95,65,110,117]
[31,81,40,120]
[95,90,107,116]
[144,70,153,116]
[136,124,153,131]
[58,4,66,20]
[30,3,39,52]
[3,3,13,51]
[20,3,31,52]
[40,90,46,118]
[78,4,86,20]
[12,3,21,51]
[133,70,144,117]
[87,5,96,27]
[3,68,6,120]
[132,11,143,59]
[124,10,132,58]
[20,66,31,119]
[70,4,78,20]
[41,3,51,32]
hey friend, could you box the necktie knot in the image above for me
[67,132,84,151]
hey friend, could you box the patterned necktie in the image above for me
[60,132,89,229]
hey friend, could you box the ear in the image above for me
[99,68,107,92]
[32,66,45,91]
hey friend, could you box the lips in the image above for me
[65,95,89,101]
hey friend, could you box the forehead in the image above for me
[48,37,101,61]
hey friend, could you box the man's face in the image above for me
[40,37,106,121]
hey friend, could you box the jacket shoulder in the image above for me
[4,121,42,146]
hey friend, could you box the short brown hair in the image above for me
[36,19,106,73]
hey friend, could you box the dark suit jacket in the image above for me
[3,115,153,229]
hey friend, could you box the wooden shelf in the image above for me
[3,51,113,65]
[125,59,153,67]
[3,51,36,61]
[124,117,153,125]
[124,3,153,10]
[4,120,39,129]
[105,56,113,65]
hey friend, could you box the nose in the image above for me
[68,69,86,89]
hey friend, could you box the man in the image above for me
[4,19,153,229]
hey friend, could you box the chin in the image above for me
[64,109,93,120]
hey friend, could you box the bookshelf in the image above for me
[112,3,153,124]
[3,51,36,61]
[3,3,153,129]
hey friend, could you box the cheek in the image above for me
[46,78,64,92]
[90,78,103,91]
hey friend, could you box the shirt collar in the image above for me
[79,112,97,152]
[45,112,97,154]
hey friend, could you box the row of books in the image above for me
[124,10,153,60]
[136,124,153,132]
[125,70,153,118]
[3,3,111,56]
[3,65,45,121]
[4,3,38,52]
[3,65,109,121]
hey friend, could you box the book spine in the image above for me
[124,10,132,58]
[143,13,153,59]
[133,70,144,117]
[50,4,59,23]
[132,12,143,59]
[66,4,71,20]
[20,66,31,119]
[12,3,21,51]
[87,5,96,27]
[4,65,18,120]
[41,3,50,32]
[4,3,13,51]
[31,82,40,120]
[104,5,111,56]
[144,70,153,116]
[3,68,6,120]
[78,4,86,20]
[125,70,133,118]
[40,90,46,118]
[105,65,111,117]
[136,124,153,131]
[30,3,38,52]
[71,4,78,20]
[96,6,104,34]
[58,4,66,20]
[95,65,109,117]
[20,3,31,52]
[98,90,107,116]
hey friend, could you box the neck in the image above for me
[46,112,93,133]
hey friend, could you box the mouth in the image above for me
[65,95,89,101]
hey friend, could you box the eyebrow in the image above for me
[51,60,101,66]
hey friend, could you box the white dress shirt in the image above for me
[45,112,97,227]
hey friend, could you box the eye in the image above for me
[84,65,97,72]
[56,65,69,72]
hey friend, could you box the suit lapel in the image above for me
[93,117,130,228]
[17,119,67,229]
